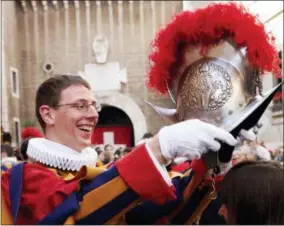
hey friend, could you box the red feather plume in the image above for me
[147,2,281,94]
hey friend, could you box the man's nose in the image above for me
[86,105,99,119]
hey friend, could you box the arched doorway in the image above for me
[92,91,148,145]
[92,106,134,147]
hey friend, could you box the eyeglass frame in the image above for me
[54,100,101,112]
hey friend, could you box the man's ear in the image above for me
[39,105,56,126]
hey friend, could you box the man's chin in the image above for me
[66,141,91,152]
[79,139,92,148]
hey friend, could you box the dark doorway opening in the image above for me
[92,106,134,147]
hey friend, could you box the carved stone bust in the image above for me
[78,34,127,92]
[92,35,109,64]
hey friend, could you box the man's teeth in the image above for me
[79,126,92,132]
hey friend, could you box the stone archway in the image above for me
[94,91,148,145]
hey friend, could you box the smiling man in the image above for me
[1,75,238,224]
[36,76,98,151]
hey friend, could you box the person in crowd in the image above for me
[102,144,115,165]
[1,144,17,165]
[122,147,132,157]
[102,150,114,165]
[1,128,12,146]
[95,146,103,158]
[104,144,114,153]
[94,146,104,167]
[232,140,272,165]
[1,149,16,175]
[1,74,237,225]
[137,133,154,145]
[114,147,123,162]
[1,145,13,159]
[1,127,17,170]
[142,133,153,139]
[17,127,44,161]
[1,144,18,175]
[270,146,283,161]
[219,161,284,225]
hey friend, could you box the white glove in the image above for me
[158,119,237,161]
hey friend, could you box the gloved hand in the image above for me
[158,119,237,161]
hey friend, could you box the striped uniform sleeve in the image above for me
[73,143,176,225]
[125,158,209,224]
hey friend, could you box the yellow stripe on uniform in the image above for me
[74,175,129,220]
[185,190,217,225]
[1,189,13,225]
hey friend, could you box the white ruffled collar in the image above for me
[27,138,98,171]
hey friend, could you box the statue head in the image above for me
[92,35,109,64]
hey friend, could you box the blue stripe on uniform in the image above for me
[79,165,119,196]
[9,162,25,224]
[125,176,183,224]
[38,165,119,224]
[37,192,80,225]
[171,186,209,224]
[76,189,139,225]
[125,170,195,224]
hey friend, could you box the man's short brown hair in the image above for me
[35,75,91,131]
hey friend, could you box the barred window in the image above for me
[10,67,19,98]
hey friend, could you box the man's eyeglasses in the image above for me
[55,101,101,112]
